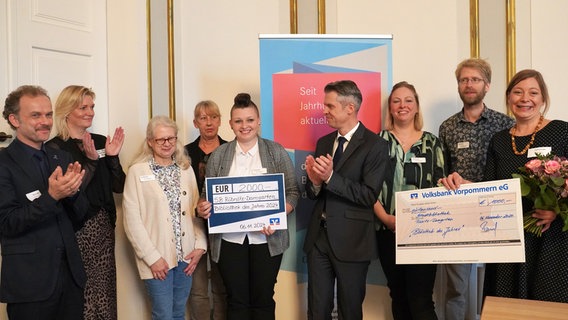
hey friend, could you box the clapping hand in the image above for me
[82,132,99,160]
[105,127,125,156]
[305,154,334,185]
[47,162,85,200]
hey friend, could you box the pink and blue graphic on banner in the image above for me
[273,72,381,151]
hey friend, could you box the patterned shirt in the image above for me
[438,105,514,182]
[150,158,183,261]
[378,131,447,215]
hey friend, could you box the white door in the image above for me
[0,1,107,317]
[0,0,108,149]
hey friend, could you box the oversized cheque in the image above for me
[205,173,287,234]
[395,178,525,264]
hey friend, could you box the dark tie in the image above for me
[33,150,49,185]
[333,137,347,168]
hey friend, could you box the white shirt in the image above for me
[222,140,268,245]
[324,122,360,184]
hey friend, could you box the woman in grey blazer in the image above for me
[196,93,299,320]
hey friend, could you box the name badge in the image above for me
[96,149,106,158]
[26,190,41,201]
[251,168,268,175]
[457,141,470,149]
[139,174,156,182]
[411,157,426,163]
[527,146,551,158]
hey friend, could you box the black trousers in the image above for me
[307,225,370,320]
[7,252,84,320]
[377,229,438,320]
[217,238,283,320]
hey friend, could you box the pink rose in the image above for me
[525,159,543,173]
[544,160,562,175]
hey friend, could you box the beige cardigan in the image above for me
[122,161,206,279]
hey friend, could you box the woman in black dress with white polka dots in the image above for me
[443,69,568,302]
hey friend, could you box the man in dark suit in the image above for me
[0,85,88,320]
[304,80,389,320]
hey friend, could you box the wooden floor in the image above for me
[481,296,568,320]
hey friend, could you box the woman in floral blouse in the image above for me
[123,115,207,320]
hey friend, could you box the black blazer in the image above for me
[47,134,126,227]
[304,123,389,261]
[0,139,88,303]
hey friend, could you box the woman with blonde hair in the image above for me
[375,81,446,319]
[184,100,228,320]
[47,85,125,320]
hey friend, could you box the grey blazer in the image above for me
[204,137,299,262]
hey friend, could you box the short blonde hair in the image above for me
[455,58,492,84]
[194,100,221,119]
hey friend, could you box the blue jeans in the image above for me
[443,263,472,320]
[144,261,192,320]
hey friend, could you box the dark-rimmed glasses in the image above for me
[154,136,177,145]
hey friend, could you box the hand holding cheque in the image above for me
[440,172,556,232]
[198,174,287,235]
[196,198,275,236]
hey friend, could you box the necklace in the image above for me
[511,115,544,155]
[391,129,419,149]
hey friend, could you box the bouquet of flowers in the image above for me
[512,153,568,236]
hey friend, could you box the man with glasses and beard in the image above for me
[438,58,515,320]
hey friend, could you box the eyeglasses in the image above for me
[154,136,177,145]
[458,77,484,85]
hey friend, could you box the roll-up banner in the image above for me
[259,34,393,285]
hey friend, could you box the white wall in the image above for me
[107,1,153,319]
[332,0,470,135]
[479,0,508,111]
[175,1,291,143]
[523,0,568,122]
[0,0,9,148]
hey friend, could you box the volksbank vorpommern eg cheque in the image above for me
[205,174,287,234]
[395,178,525,264]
